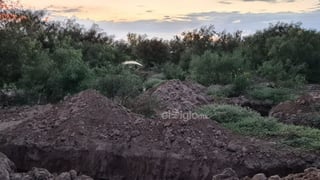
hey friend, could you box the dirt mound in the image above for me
[0,105,52,131]
[134,80,213,116]
[0,90,320,179]
[270,93,320,128]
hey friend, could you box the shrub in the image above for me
[18,48,93,103]
[258,60,306,88]
[246,86,297,104]
[196,104,260,123]
[95,68,143,103]
[197,104,320,150]
[144,78,165,90]
[190,51,244,86]
[150,73,166,80]
[224,117,282,137]
[162,62,186,80]
[279,125,320,149]
[231,73,252,94]
[207,85,235,97]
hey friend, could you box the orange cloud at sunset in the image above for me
[19,0,319,22]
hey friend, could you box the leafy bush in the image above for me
[190,51,246,86]
[257,60,306,87]
[144,78,165,90]
[243,22,320,83]
[224,117,282,137]
[207,85,235,97]
[95,67,143,103]
[231,73,252,94]
[163,62,186,80]
[279,125,320,149]
[150,73,166,80]
[196,104,260,123]
[18,48,93,102]
[246,86,297,104]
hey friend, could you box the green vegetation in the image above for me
[207,85,235,98]
[197,104,320,150]
[163,62,186,80]
[246,86,298,104]
[1,0,320,154]
[0,1,320,106]
[94,66,143,103]
[143,78,165,90]
[197,104,260,123]
[190,51,246,86]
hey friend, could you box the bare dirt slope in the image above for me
[0,89,319,179]
[134,80,213,116]
[270,87,320,128]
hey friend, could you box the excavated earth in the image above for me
[0,152,93,180]
[270,86,320,128]
[134,80,213,116]
[212,167,320,180]
[0,83,320,179]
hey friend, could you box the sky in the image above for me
[19,0,320,39]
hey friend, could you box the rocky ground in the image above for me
[212,167,320,180]
[0,81,320,179]
[0,152,93,180]
[1,150,320,180]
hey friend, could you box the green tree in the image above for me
[134,37,170,68]
[190,51,246,86]
[95,66,143,103]
[243,22,320,83]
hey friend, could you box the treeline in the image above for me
[0,4,320,105]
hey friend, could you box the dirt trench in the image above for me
[0,89,319,179]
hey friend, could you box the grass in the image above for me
[196,104,320,150]
[246,86,298,104]
[197,104,260,123]
[207,85,235,98]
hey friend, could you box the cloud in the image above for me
[58,9,320,40]
[232,19,241,23]
[218,1,232,4]
[242,0,275,2]
[46,5,83,14]
[241,0,296,2]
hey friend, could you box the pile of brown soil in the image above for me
[270,92,320,128]
[134,80,213,116]
[0,90,319,179]
[0,105,52,131]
